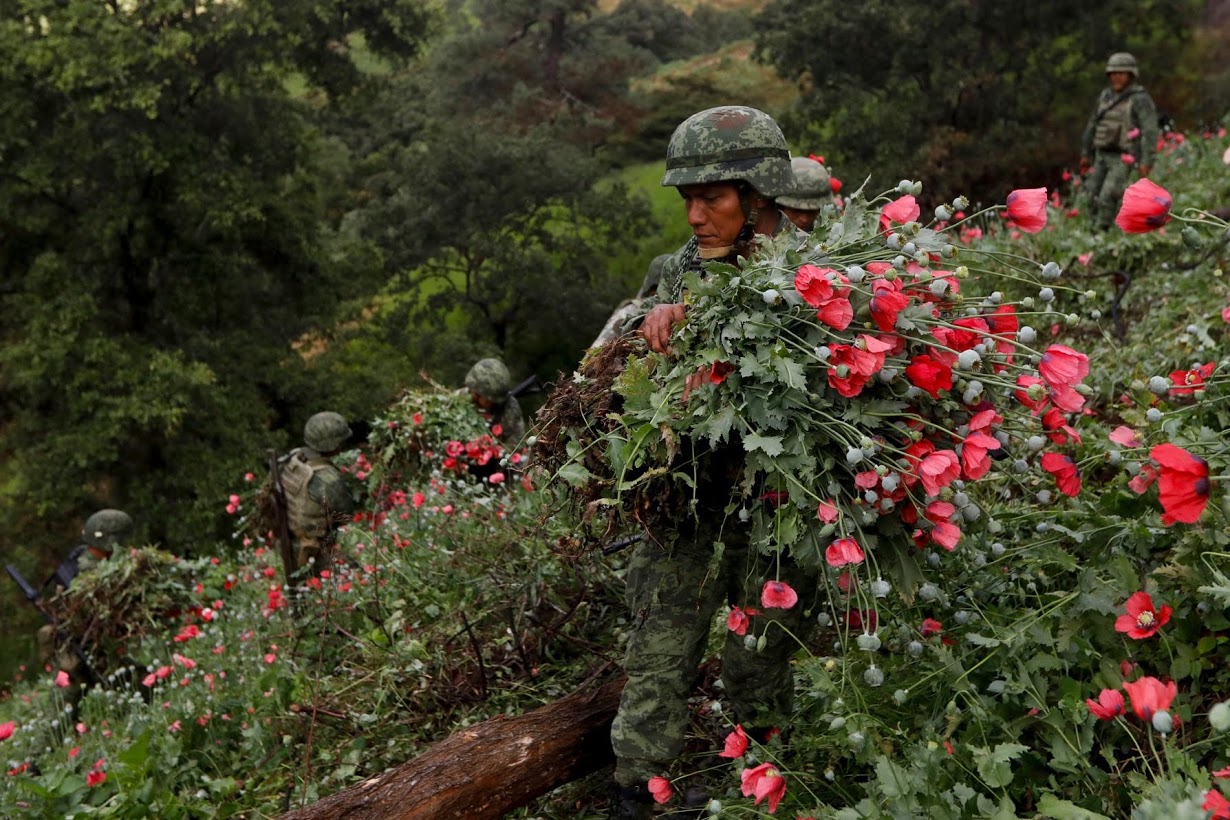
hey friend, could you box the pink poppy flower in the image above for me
[761,580,798,610]
[1086,688,1125,720]
[1005,187,1047,233]
[1122,676,1177,720]
[816,499,840,523]
[1120,153,1137,165]
[961,431,1001,481]
[825,538,865,568]
[916,449,960,497]
[1078,252,1093,266]
[0,722,14,742]
[727,606,751,636]
[879,195,920,234]
[740,762,788,814]
[1039,345,1089,390]
[1129,463,1158,494]
[1114,591,1172,639]
[1116,178,1173,233]
[647,776,673,804]
[718,725,749,759]
[54,670,70,688]
[1109,426,1141,448]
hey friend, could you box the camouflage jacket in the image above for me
[1082,83,1159,167]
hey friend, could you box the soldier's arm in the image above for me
[1134,93,1160,172]
[1080,105,1098,160]
[310,472,355,519]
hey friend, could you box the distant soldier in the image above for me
[464,358,526,449]
[1080,52,1159,230]
[277,412,355,573]
[776,155,833,232]
[589,254,671,349]
[35,509,133,698]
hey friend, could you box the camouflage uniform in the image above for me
[37,509,133,701]
[280,412,355,571]
[590,254,671,349]
[1081,53,1159,230]
[464,358,526,449]
[777,155,833,232]
[611,107,816,807]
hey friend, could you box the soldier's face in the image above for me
[781,206,818,232]
[679,183,746,248]
[1107,71,1131,92]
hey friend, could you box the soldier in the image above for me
[464,358,526,449]
[35,509,134,700]
[613,106,816,819]
[1080,52,1159,230]
[776,154,833,232]
[589,254,671,349]
[277,412,355,573]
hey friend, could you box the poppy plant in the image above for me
[1122,676,1177,720]
[718,725,749,759]
[647,776,673,804]
[879,194,920,234]
[740,762,788,814]
[825,537,865,568]
[761,580,798,609]
[1086,688,1125,720]
[0,721,13,741]
[727,606,752,636]
[1038,345,1089,391]
[1150,443,1210,525]
[1116,178,1173,233]
[1005,187,1048,233]
[1205,789,1230,820]
[1114,591,1172,639]
[1041,452,1081,497]
[905,353,954,399]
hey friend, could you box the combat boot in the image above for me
[613,781,654,820]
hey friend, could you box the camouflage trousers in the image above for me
[610,520,817,786]
[37,624,87,709]
[1086,150,1133,230]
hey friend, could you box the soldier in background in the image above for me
[776,154,833,232]
[589,254,670,349]
[36,509,133,700]
[464,358,526,449]
[1080,52,1159,230]
[277,412,355,573]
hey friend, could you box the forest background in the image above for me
[1,0,1228,681]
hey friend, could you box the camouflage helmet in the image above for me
[661,106,792,197]
[776,156,833,210]
[465,358,512,403]
[1105,52,1139,77]
[81,509,133,553]
[304,411,352,452]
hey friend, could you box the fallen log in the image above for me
[281,675,626,820]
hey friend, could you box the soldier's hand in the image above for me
[681,366,709,402]
[640,303,686,355]
[1078,156,1092,175]
[1138,164,1152,178]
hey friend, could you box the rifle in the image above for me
[509,375,543,400]
[268,449,299,583]
[6,563,96,685]
[602,534,643,556]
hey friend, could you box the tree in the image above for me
[753,0,1202,202]
[0,0,432,562]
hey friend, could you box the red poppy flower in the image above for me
[0,722,13,742]
[727,606,751,636]
[879,195,920,234]
[1122,676,1177,720]
[827,343,883,398]
[1086,688,1125,720]
[647,776,673,804]
[1005,187,1048,233]
[1150,443,1210,525]
[916,449,960,497]
[794,264,835,308]
[816,293,854,330]
[1169,363,1215,396]
[961,431,1001,480]
[718,725,749,759]
[869,279,910,332]
[86,769,107,788]
[1114,591,1172,639]
[1116,178,1173,233]
[1041,452,1081,497]
[829,176,843,193]
[1205,789,1230,820]
[825,538,865,568]
[709,361,735,385]
[905,354,953,399]
[930,520,962,551]
[740,763,788,814]
[1039,345,1089,390]
[1129,463,1158,495]
[1041,407,1082,446]
[920,618,943,637]
[761,580,798,609]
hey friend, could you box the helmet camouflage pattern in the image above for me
[465,358,512,402]
[304,411,352,452]
[661,106,792,197]
[776,156,833,210]
[81,509,133,552]
[1105,52,1138,77]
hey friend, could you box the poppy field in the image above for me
[3,130,1230,818]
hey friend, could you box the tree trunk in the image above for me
[280,675,625,820]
